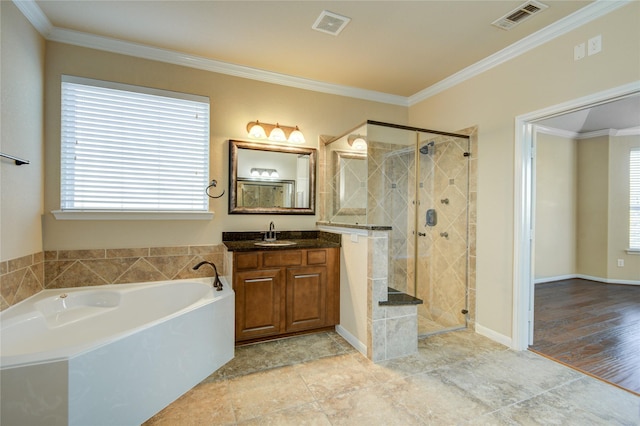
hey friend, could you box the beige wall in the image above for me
[339,235,368,349]
[607,134,640,281]
[0,2,45,261]
[576,136,609,278]
[535,133,577,280]
[407,3,640,337]
[42,42,406,250]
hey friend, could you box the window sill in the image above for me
[626,249,640,255]
[51,210,214,221]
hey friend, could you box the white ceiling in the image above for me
[21,1,638,131]
[535,94,640,134]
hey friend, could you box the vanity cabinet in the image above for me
[232,247,339,343]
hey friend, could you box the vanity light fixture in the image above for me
[246,121,305,144]
[348,135,367,150]
[250,168,279,178]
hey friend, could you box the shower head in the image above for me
[419,141,435,155]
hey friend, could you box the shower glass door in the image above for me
[415,131,470,335]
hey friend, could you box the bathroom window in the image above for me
[59,76,210,216]
[630,149,640,250]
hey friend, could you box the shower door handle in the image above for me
[417,232,426,237]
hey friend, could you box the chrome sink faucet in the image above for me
[264,221,277,242]
[192,261,223,291]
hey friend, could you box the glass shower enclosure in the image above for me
[323,120,471,336]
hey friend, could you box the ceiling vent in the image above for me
[492,1,548,30]
[312,10,351,36]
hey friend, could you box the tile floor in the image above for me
[144,330,640,425]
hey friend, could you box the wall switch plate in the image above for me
[574,43,585,60]
[588,35,602,56]
[617,259,624,267]
[350,233,358,243]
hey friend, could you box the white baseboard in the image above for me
[475,324,513,348]
[535,274,639,286]
[336,325,367,356]
[576,274,640,286]
[534,274,577,284]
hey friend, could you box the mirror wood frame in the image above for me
[228,140,317,215]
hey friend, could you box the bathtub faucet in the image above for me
[192,261,223,291]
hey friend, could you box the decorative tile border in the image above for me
[1,244,227,310]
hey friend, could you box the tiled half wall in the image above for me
[0,245,226,310]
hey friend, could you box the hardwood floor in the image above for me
[529,278,640,395]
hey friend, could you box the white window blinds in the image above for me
[61,76,209,212]
[631,149,640,250]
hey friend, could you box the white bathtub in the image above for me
[0,277,234,426]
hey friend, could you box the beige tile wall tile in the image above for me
[0,252,45,310]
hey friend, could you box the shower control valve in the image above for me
[440,232,449,238]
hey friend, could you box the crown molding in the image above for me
[534,125,640,139]
[44,27,409,106]
[534,125,579,139]
[408,0,632,106]
[14,0,628,107]
[615,127,640,136]
[12,0,53,36]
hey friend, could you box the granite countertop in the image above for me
[222,230,341,252]
[316,221,392,231]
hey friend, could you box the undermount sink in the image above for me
[254,240,297,247]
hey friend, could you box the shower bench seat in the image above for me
[380,287,423,306]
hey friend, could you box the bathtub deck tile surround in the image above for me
[0,251,45,309]
[1,245,228,309]
[42,244,226,291]
[144,330,639,425]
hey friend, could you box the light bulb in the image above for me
[248,121,267,139]
[261,170,269,177]
[288,126,305,144]
[269,123,286,141]
[270,170,279,178]
[352,137,367,150]
[250,168,260,177]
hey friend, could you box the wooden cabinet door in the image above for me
[285,266,327,332]
[235,268,283,341]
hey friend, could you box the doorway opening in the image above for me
[514,81,640,350]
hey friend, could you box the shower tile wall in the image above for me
[367,141,413,294]
[0,245,226,309]
[320,133,368,225]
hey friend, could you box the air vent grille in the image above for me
[312,10,351,36]
[492,1,548,30]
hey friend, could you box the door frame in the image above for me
[512,81,640,350]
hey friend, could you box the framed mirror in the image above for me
[334,150,367,216]
[229,140,316,214]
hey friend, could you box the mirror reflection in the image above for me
[334,151,367,215]
[229,140,316,214]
